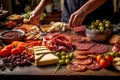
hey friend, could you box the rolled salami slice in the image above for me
[67,62,87,72]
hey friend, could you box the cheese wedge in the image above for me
[34,53,59,66]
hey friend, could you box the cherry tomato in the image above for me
[11,48,20,55]
[37,41,42,46]
[17,45,25,53]
[4,44,14,52]
[96,55,103,62]
[99,58,109,68]
[0,48,10,57]
[105,55,114,63]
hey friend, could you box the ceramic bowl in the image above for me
[0,30,25,44]
[86,28,112,41]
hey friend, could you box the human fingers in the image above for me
[68,13,75,28]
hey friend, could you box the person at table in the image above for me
[29,0,114,28]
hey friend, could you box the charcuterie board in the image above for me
[0,21,120,80]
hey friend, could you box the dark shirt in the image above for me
[61,0,114,25]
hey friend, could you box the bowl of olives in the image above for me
[86,19,113,41]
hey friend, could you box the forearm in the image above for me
[78,0,107,16]
[34,0,52,16]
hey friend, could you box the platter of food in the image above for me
[0,19,120,77]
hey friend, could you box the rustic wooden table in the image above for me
[0,63,120,80]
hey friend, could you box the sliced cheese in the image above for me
[33,46,47,49]
[34,53,59,66]
[34,50,52,55]
[33,47,48,51]
[34,54,44,60]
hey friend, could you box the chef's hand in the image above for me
[29,11,41,26]
[68,10,86,28]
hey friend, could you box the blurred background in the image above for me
[0,0,120,24]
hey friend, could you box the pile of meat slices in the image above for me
[65,31,109,71]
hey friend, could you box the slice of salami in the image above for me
[67,33,82,42]
[72,26,86,33]
[73,42,95,51]
[75,55,88,59]
[74,50,94,55]
[74,57,93,65]
[67,62,87,72]
[89,44,109,54]
[87,60,101,70]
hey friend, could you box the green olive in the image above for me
[99,25,104,31]
[90,24,96,29]
[61,55,66,60]
[105,23,110,28]
[65,59,71,64]
[55,52,61,57]
[95,22,99,26]
[69,53,74,60]
[96,19,101,23]
[61,51,66,56]
[65,55,69,59]
[103,19,106,23]
[91,21,95,25]
[105,20,111,24]
[58,60,65,65]
[99,22,104,26]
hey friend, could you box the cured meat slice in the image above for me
[74,50,94,55]
[89,44,109,54]
[73,42,95,51]
[67,33,82,42]
[74,57,93,65]
[87,60,101,70]
[67,62,87,72]
[75,55,88,59]
[72,26,86,33]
